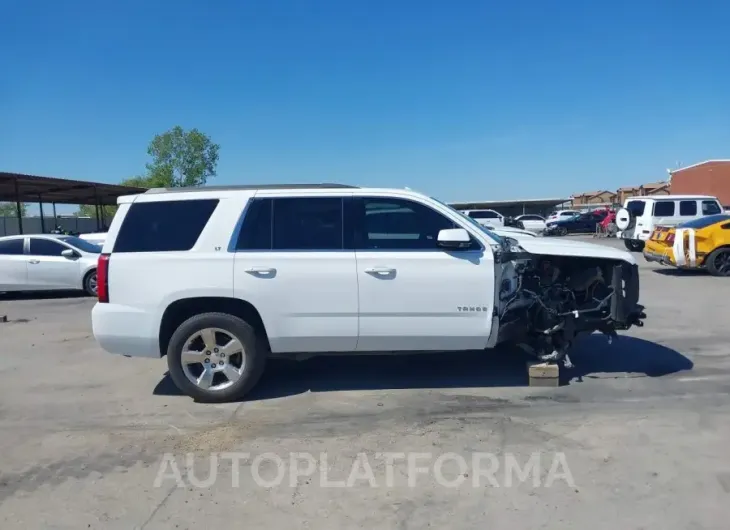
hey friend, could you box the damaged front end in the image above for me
[494,237,646,367]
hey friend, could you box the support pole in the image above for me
[39,195,45,233]
[94,186,101,232]
[14,178,23,235]
[52,202,57,229]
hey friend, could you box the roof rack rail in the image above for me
[143,183,358,194]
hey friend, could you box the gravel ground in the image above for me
[1,236,729,529]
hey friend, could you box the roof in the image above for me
[143,183,358,194]
[0,171,148,205]
[449,198,570,210]
[624,194,718,201]
[668,160,730,173]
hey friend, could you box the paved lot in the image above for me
[1,237,730,529]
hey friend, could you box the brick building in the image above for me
[668,160,730,207]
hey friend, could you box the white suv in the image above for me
[92,184,646,402]
[616,195,723,251]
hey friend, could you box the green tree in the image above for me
[0,202,26,217]
[145,125,219,188]
[75,126,219,218]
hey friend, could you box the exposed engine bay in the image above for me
[496,242,646,367]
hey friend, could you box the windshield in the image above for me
[57,236,102,253]
[429,197,504,244]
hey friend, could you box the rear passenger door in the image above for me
[233,195,358,353]
[0,238,28,291]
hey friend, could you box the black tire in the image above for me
[83,269,98,297]
[624,240,644,252]
[166,312,267,403]
[706,247,730,277]
[559,227,568,236]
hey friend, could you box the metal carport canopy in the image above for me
[0,171,147,205]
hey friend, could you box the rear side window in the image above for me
[653,201,675,216]
[702,201,721,215]
[626,201,646,216]
[679,201,697,216]
[113,199,219,253]
[236,199,272,250]
[0,239,24,255]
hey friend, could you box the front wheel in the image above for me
[624,240,644,252]
[166,312,267,402]
[83,270,98,297]
[706,247,730,277]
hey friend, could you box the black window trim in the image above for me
[233,195,350,253]
[652,200,676,217]
[351,195,485,253]
[231,194,485,253]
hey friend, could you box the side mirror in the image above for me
[61,249,79,259]
[437,228,472,249]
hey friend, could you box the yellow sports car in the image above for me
[643,214,730,276]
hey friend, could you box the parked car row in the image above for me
[0,234,102,296]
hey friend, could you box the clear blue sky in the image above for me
[2,0,729,205]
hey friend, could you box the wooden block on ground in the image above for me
[527,361,560,387]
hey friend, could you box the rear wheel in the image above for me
[706,248,730,277]
[624,240,644,252]
[167,312,267,402]
[558,227,568,236]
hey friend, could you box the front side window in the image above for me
[353,197,476,250]
[0,239,24,255]
[29,238,67,256]
[679,200,697,216]
[702,200,722,215]
[653,201,675,216]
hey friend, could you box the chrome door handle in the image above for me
[365,267,396,275]
[28,259,40,265]
[244,266,276,275]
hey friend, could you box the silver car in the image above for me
[0,234,101,296]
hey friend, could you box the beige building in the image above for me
[616,181,669,204]
[571,190,618,207]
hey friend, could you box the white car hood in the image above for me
[514,237,637,265]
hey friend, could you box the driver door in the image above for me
[26,238,81,290]
[351,196,496,352]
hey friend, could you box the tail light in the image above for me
[666,233,675,244]
[97,253,110,303]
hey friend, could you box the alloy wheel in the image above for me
[180,328,246,392]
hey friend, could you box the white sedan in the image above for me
[514,214,547,233]
[0,234,101,296]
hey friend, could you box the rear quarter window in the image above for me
[113,199,219,253]
[626,201,646,216]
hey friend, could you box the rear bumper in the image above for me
[643,247,674,266]
[91,302,160,358]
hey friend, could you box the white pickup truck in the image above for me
[91,184,646,402]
